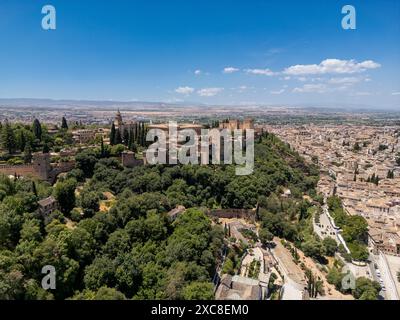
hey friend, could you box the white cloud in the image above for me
[293,84,327,93]
[223,67,240,74]
[194,69,202,75]
[234,85,248,93]
[358,60,381,69]
[175,86,194,95]
[297,77,307,82]
[197,87,224,97]
[270,89,285,95]
[283,59,381,75]
[245,68,275,76]
[328,77,362,84]
[293,80,367,94]
[392,92,400,96]
[353,91,372,96]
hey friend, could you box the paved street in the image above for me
[385,255,400,297]
[313,204,339,243]
[376,253,399,300]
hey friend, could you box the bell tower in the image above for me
[114,109,123,130]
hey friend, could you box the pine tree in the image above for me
[19,130,26,152]
[32,119,42,141]
[1,121,16,154]
[110,123,116,146]
[61,117,68,130]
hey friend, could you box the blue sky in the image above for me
[0,0,399,108]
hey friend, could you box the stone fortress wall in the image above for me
[207,208,256,221]
[0,153,73,183]
[0,163,41,179]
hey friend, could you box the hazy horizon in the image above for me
[0,97,399,113]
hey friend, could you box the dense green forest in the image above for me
[0,133,320,300]
[0,119,74,162]
[68,132,319,209]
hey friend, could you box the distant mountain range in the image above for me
[0,98,398,113]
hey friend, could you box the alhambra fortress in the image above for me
[0,111,255,183]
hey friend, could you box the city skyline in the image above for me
[0,0,399,108]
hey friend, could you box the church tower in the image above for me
[114,109,123,130]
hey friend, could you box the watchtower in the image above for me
[33,153,52,181]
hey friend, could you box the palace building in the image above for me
[114,109,137,134]
[219,118,254,131]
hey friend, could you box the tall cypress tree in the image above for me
[32,119,42,141]
[110,123,116,146]
[115,129,122,145]
[135,123,139,144]
[100,136,105,158]
[61,117,68,130]
[123,128,129,146]
[128,129,134,151]
[139,122,146,146]
[142,123,147,146]
[31,181,38,197]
